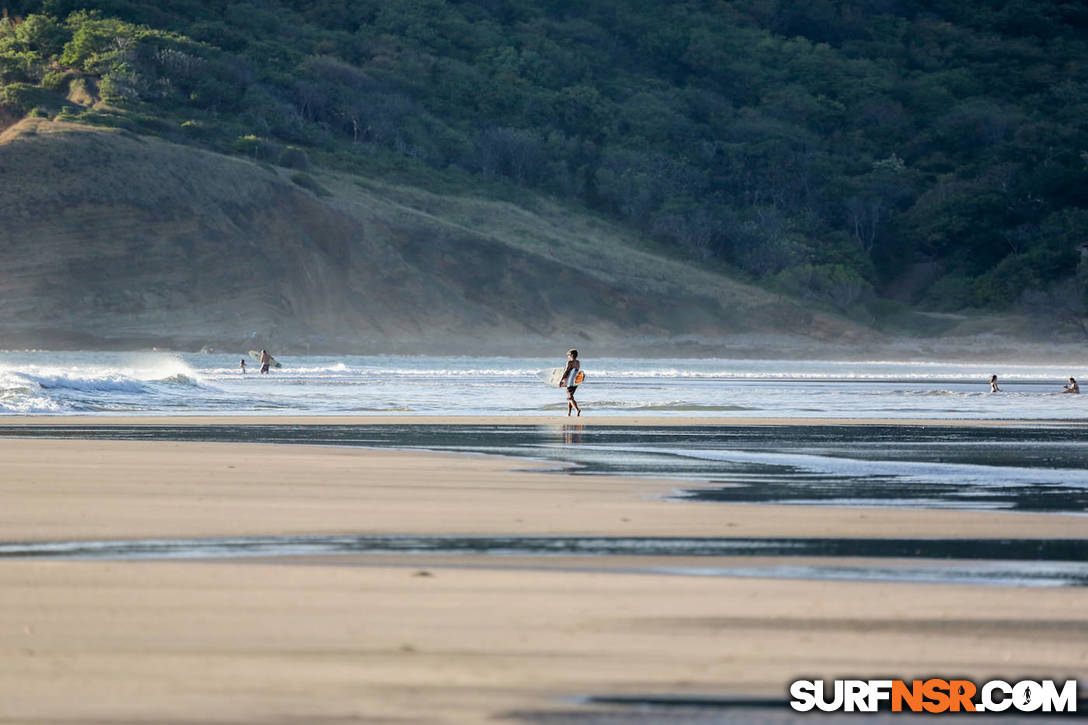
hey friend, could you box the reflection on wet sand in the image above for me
[562,424,585,446]
[2,422,1085,512]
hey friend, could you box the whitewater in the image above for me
[0,351,1086,418]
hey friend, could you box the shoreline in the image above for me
[2,414,1087,426]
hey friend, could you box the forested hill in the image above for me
[1,0,1086,331]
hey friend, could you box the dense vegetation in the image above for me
[2,0,1086,323]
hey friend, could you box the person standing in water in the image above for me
[1063,377,1079,394]
[989,374,1001,393]
[559,348,581,417]
[239,358,246,374]
[259,349,272,375]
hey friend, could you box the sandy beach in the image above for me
[5,414,1087,426]
[4,436,1086,542]
[1,422,1086,723]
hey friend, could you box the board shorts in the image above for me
[260,363,270,373]
[566,385,577,395]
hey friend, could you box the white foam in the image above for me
[0,392,69,414]
[654,562,1088,587]
[14,371,150,393]
[0,352,1086,417]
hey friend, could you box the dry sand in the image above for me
[0,428,1085,724]
[4,560,1085,724]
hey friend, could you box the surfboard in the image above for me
[248,350,282,368]
[537,367,584,387]
[538,367,564,386]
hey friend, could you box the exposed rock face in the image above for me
[0,119,862,352]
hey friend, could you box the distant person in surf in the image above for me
[259,349,272,375]
[1063,377,1079,394]
[239,358,246,374]
[989,374,1001,393]
[559,348,581,417]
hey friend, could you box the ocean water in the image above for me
[3,534,1087,587]
[1,351,1087,418]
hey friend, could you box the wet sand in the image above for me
[3,438,1086,541]
[0,432,1086,723]
[4,414,1087,426]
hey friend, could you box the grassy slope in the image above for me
[2,0,1085,328]
[0,118,870,353]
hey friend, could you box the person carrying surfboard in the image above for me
[259,349,273,375]
[559,348,582,417]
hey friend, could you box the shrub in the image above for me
[0,82,64,114]
[277,145,310,170]
[59,14,139,73]
[290,171,332,197]
[972,248,1078,308]
[775,263,875,312]
[232,133,277,160]
[40,69,70,91]
[179,119,211,138]
[920,275,974,311]
[98,67,143,102]
[0,49,39,83]
[15,14,69,57]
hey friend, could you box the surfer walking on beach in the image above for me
[560,348,581,417]
[259,349,272,375]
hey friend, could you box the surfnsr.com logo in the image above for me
[790,679,1078,713]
